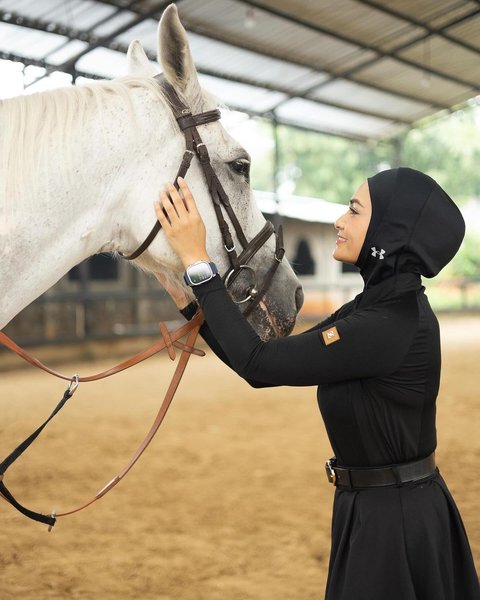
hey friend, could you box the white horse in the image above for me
[0,5,302,339]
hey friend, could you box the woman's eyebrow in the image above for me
[350,198,364,208]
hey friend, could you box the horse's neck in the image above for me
[0,157,115,329]
[0,83,170,329]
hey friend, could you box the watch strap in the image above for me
[183,261,218,286]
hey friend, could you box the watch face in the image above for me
[188,262,213,284]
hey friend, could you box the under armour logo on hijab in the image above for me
[371,247,385,259]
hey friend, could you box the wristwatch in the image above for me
[183,261,218,286]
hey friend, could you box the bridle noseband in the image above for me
[121,75,285,316]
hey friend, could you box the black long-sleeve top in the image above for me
[183,271,439,469]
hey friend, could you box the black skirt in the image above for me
[325,470,480,600]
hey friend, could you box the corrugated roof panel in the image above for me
[76,46,128,78]
[399,36,480,87]
[0,0,139,37]
[117,23,331,96]
[444,13,480,50]
[387,0,477,26]
[256,0,425,52]
[0,22,68,58]
[45,39,90,66]
[425,2,478,30]
[354,57,474,106]
[199,74,288,114]
[184,33,329,94]
[110,15,157,46]
[90,8,138,38]
[275,98,403,139]
[180,0,376,74]
[309,79,433,121]
[0,0,73,20]
[51,0,117,30]
[9,0,117,30]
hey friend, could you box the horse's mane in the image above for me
[0,77,171,210]
[0,74,217,252]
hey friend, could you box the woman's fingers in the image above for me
[155,186,183,227]
[166,182,189,218]
[154,193,172,228]
[153,178,209,267]
[157,179,200,228]
[177,177,200,216]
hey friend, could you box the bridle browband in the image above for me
[121,75,285,317]
[0,75,286,529]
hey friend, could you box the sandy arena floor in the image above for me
[0,314,479,599]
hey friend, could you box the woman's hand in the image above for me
[154,177,210,268]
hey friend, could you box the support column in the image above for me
[271,115,282,230]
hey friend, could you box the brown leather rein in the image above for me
[0,74,285,529]
[0,311,205,529]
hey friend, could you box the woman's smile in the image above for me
[333,181,372,264]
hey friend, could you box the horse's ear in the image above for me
[158,4,202,104]
[127,40,157,77]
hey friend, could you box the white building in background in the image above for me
[256,191,364,317]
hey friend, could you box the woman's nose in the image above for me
[335,213,346,231]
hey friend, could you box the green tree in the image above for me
[250,102,480,207]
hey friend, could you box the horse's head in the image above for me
[118,4,303,339]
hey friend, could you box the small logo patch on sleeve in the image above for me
[322,326,340,346]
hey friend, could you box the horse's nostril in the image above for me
[295,286,304,312]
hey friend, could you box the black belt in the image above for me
[325,453,436,489]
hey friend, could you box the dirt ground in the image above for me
[0,314,479,599]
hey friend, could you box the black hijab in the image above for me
[355,167,465,289]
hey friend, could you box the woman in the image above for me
[154,168,479,599]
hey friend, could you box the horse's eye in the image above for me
[228,158,250,181]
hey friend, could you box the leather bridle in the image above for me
[121,75,285,317]
[0,75,286,529]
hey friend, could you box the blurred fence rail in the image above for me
[1,276,478,356]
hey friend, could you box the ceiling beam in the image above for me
[0,50,102,81]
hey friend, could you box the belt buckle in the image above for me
[325,459,337,486]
